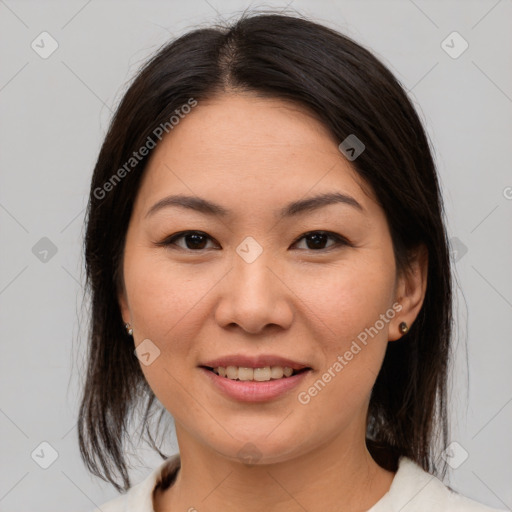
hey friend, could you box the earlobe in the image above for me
[389,244,428,341]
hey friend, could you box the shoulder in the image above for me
[89,453,181,512]
[370,457,507,512]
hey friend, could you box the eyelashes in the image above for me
[159,231,215,251]
[155,230,352,253]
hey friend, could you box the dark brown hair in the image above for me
[79,11,452,492]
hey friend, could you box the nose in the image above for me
[214,250,293,335]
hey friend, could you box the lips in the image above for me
[200,354,311,371]
[200,365,311,402]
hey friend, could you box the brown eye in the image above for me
[157,231,218,251]
[293,231,350,251]
[156,230,350,252]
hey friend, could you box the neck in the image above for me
[154,426,396,512]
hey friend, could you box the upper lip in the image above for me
[201,355,311,371]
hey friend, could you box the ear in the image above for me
[388,244,428,341]
[118,283,131,326]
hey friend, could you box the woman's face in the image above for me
[119,93,421,464]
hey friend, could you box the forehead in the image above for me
[135,93,376,216]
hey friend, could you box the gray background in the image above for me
[0,0,511,511]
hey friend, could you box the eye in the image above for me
[156,231,219,251]
[156,230,350,252]
[292,231,350,251]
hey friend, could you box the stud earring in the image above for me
[399,321,409,334]
[125,323,133,336]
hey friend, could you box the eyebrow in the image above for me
[145,192,364,220]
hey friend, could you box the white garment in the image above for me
[92,454,506,512]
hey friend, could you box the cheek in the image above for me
[125,251,208,408]
[291,258,396,344]
[124,248,211,337]
[295,271,393,421]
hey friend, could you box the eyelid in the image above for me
[291,230,351,250]
[156,230,351,252]
[155,231,220,250]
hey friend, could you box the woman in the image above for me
[79,12,505,512]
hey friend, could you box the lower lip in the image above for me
[200,367,310,402]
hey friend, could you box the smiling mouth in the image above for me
[202,366,311,382]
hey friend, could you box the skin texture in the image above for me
[118,93,428,512]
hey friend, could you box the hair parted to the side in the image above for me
[79,11,453,492]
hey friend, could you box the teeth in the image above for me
[226,366,238,379]
[238,367,253,381]
[271,366,284,379]
[254,367,271,381]
[213,365,298,381]
[283,367,294,377]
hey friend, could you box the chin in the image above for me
[205,431,310,466]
